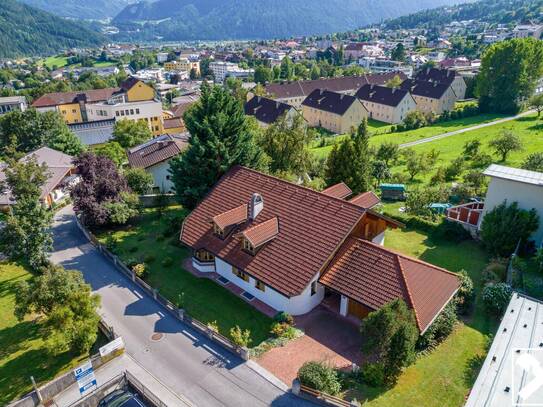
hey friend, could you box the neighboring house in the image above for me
[446,164,543,247]
[512,23,543,39]
[32,78,164,137]
[0,96,27,115]
[180,166,459,330]
[401,79,457,115]
[244,96,299,127]
[466,293,543,406]
[68,119,115,146]
[264,72,408,109]
[164,58,200,76]
[344,42,369,60]
[0,147,76,209]
[163,117,186,135]
[414,67,467,100]
[355,84,417,124]
[127,134,189,193]
[301,89,368,134]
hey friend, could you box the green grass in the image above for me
[310,113,506,159]
[93,61,117,68]
[345,219,495,407]
[0,263,105,404]
[95,206,273,346]
[390,113,543,185]
[42,55,70,69]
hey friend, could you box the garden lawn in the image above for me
[0,263,105,404]
[390,113,543,185]
[345,222,495,407]
[310,113,505,159]
[95,206,273,346]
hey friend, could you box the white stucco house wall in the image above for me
[480,164,543,247]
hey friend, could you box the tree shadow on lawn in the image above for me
[0,337,86,405]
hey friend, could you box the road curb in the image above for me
[245,360,290,392]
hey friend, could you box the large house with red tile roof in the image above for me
[180,166,459,332]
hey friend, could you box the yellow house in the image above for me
[301,89,368,134]
[164,58,200,76]
[33,78,163,135]
[401,80,457,115]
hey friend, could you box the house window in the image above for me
[255,280,265,292]
[130,109,134,115]
[310,280,317,296]
[116,111,120,117]
[232,266,249,282]
[136,108,140,114]
[120,110,125,116]
[195,249,214,263]
[243,238,255,255]
[213,223,225,238]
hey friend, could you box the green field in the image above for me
[95,206,273,346]
[42,55,70,69]
[353,220,494,407]
[310,113,506,159]
[390,113,543,184]
[0,263,104,404]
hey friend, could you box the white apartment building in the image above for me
[0,96,27,115]
[209,61,254,83]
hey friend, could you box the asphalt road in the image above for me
[399,109,534,149]
[50,206,312,407]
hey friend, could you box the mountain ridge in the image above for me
[112,0,470,41]
[19,0,135,20]
[0,0,106,58]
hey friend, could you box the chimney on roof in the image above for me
[249,193,264,221]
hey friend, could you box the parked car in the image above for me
[98,389,146,407]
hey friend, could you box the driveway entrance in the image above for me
[256,306,363,385]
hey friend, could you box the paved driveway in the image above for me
[50,206,312,407]
[257,307,362,385]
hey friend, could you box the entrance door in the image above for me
[348,299,371,319]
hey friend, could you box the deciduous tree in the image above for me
[489,130,522,161]
[113,119,152,148]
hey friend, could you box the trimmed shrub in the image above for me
[274,311,294,325]
[456,270,475,314]
[482,258,508,284]
[132,263,146,278]
[432,220,471,243]
[230,325,252,347]
[270,322,290,338]
[482,283,513,314]
[417,302,457,350]
[361,362,385,387]
[298,361,342,395]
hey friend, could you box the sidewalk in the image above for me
[53,353,193,407]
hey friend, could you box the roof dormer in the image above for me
[212,204,248,239]
[242,217,279,255]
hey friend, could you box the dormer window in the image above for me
[213,223,225,238]
[243,238,255,254]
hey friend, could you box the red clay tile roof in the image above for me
[243,217,279,247]
[127,134,188,169]
[213,204,248,230]
[319,238,459,333]
[180,166,367,297]
[349,191,380,209]
[321,182,353,199]
[32,88,119,108]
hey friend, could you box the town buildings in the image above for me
[164,58,201,76]
[244,96,299,127]
[209,61,254,83]
[0,96,27,115]
[32,78,165,136]
[301,89,368,134]
[355,84,417,124]
[401,79,457,115]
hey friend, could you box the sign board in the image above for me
[99,337,125,357]
[74,360,97,395]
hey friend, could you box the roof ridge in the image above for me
[233,166,367,212]
[396,256,423,331]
